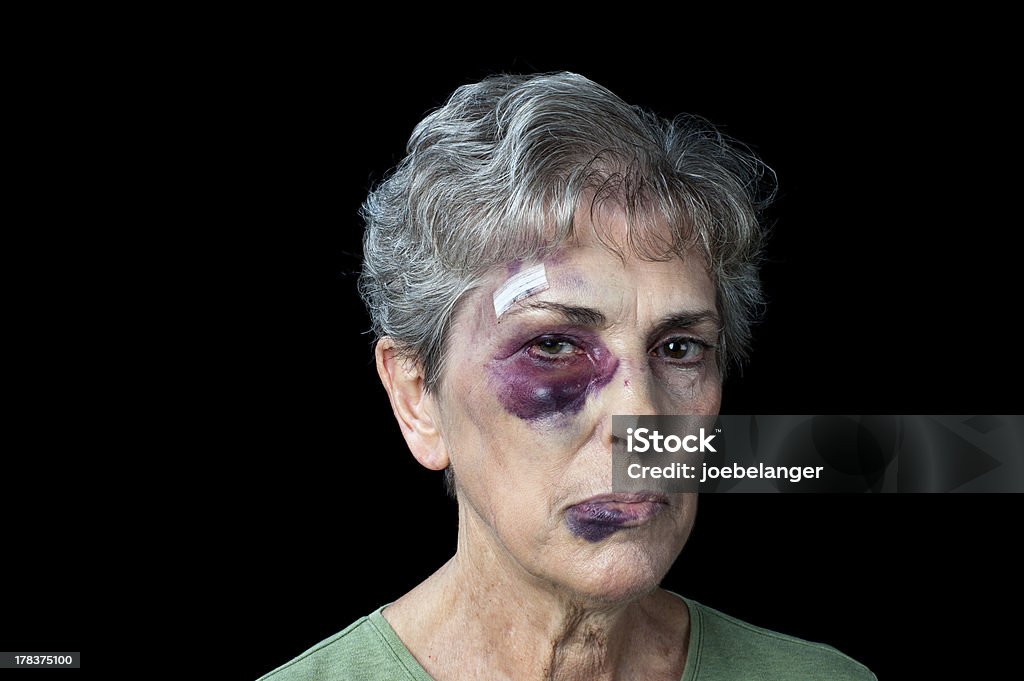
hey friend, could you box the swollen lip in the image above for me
[564,493,668,542]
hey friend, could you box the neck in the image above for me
[383,502,689,681]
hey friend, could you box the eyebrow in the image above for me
[501,301,607,327]
[648,310,722,344]
[501,301,720,338]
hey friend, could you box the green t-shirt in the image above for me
[258,595,875,680]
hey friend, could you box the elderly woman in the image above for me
[260,72,874,681]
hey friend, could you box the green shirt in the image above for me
[258,596,875,680]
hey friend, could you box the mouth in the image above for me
[564,492,669,542]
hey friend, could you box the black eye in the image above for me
[534,338,576,356]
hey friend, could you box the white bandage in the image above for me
[492,263,549,318]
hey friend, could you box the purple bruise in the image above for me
[564,503,631,542]
[488,338,619,421]
[566,517,621,542]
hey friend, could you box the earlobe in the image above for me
[375,339,449,472]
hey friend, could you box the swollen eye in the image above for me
[536,339,576,355]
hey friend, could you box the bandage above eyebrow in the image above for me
[492,263,549,318]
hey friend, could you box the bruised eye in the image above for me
[652,338,708,363]
[529,338,581,358]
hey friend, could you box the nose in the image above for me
[596,359,662,450]
[602,358,661,417]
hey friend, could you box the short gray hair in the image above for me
[359,71,774,391]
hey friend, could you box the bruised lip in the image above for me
[564,492,669,543]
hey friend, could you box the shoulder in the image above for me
[256,608,418,681]
[687,599,876,681]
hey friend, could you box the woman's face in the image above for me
[434,211,720,602]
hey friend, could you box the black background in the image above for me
[233,51,1020,679]
[6,41,1018,678]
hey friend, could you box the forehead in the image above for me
[567,202,707,290]
[488,202,714,314]
[559,240,710,297]
[454,204,718,338]
[491,246,715,323]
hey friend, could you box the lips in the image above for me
[564,492,669,542]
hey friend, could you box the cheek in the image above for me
[488,351,619,421]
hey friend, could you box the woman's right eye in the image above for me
[528,338,581,358]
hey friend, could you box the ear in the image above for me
[375,338,449,471]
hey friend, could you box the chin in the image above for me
[560,541,679,605]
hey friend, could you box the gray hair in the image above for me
[359,71,774,392]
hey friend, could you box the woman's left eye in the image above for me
[652,338,707,363]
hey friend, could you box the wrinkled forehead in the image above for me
[481,245,717,327]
